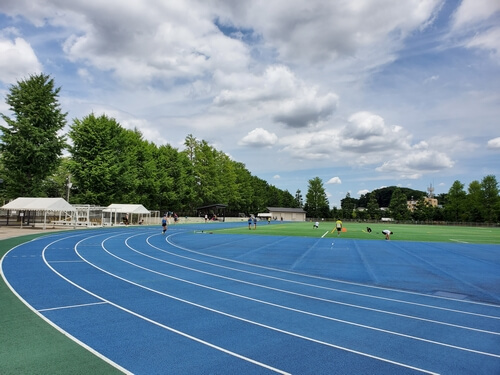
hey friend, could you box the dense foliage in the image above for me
[336,178,500,223]
[63,114,296,214]
[0,74,67,197]
[303,177,329,218]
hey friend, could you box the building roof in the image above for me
[1,197,75,212]
[267,207,306,213]
[103,204,150,214]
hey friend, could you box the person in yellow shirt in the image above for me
[335,219,342,236]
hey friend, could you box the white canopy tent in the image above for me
[1,197,75,229]
[102,204,151,225]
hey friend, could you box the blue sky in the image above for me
[0,0,499,207]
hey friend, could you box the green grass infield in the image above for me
[215,221,500,244]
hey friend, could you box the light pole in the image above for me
[66,175,72,202]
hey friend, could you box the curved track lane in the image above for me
[2,226,500,374]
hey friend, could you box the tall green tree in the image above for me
[412,197,433,222]
[366,192,381,220]
[0,74,67,198]
[295,189,303,207]
[481,175,499,223]
[388,187,409,220]
[184,134,197,163]
[304,177,329,218]
[340,192,356,219]
[444,180,467,222]
[68,113,135,205]
[154,144,182,212]
[466,180,483,222]
[281,190,296,208]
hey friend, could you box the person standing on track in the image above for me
[161,215,168,234]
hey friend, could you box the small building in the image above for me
[266,207,306,221]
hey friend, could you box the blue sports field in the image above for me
[2,222,500,374]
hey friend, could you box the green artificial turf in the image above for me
[0,234,123,375]
[215,221,500,244]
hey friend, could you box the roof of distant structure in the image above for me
[1,197,75,212]
[103,204,150,214]
[267,207,306,213]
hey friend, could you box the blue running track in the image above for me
[2,223,500,374]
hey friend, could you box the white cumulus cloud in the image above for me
[487,137,500,149]
[239,127,278,147]
[327,177,342,185]
[0,35,42,84]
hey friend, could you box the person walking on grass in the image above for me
[248,217,252,230]
[335,219,342,236]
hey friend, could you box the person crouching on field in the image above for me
[382,229,393,240]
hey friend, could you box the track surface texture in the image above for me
[2,224,500,374]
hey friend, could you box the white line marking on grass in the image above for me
[450,239,469,243]
[39,301,107,312]
[321,231,328,238]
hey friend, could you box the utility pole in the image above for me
[66,175,72,202]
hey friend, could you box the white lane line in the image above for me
[73,234,440,375]
[96,235,500,360]
[116,235,500,336]
[162,232,500,314]
[39,301,107,312]
[45,233,291,375]
[321,231,329,238]
[1,233,132,375]
[138,234,500,321]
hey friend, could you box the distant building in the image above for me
[266,207,306,221]
[407,197,438,212]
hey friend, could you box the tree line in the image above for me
[300,178,499,224]
[1,74,498,222]
[0,74,296,215]
[338,180,499,223]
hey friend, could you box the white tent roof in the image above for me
[103,204,150,214]
[1,197,75,212]
[257,213,272,217]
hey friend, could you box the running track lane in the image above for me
[2,228,500,374]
